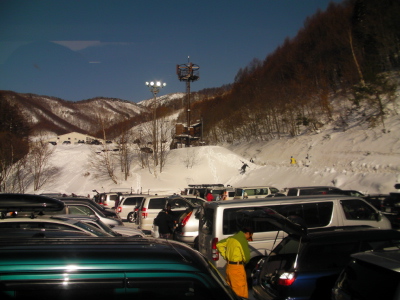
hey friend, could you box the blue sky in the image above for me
[0,0,341,103]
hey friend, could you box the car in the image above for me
[138,194,195,232]
[54,196,120,218]
[0,237,242,300]
[233,186,280,199]
[251,210,400,300]
[50,215,145,237]
[150,196,201,239]
[62,140,71,144]
[284,185,345,196]
[363,193,400,228]
[117,195,146,222]
[182,184,225,198]
[174,205,203,248]
[332,248,400,300]
[198,195,391,270]
[57,198,123,226]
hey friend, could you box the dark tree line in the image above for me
[195,0,400,143]
[0,99,30,190]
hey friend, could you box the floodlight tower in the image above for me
[176,57,199,146]
[145,81,166,165]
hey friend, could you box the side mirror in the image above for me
[375,212,382,222]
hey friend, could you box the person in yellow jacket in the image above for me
[216,228,253,298]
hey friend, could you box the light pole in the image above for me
[145,81,166,166]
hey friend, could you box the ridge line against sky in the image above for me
[0,0,342,102]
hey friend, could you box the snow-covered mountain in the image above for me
[30,99,400,198]
[0,90,149,134]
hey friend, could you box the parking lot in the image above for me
[122,220,257,300]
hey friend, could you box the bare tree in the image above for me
[28,139,56,191]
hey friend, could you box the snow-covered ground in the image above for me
[32,108,400,198]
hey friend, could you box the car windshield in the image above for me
[74,221,112,237]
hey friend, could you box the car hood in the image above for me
[237,207,308,237]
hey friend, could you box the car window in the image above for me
[221,202,333,235]
[148,198,167,209]
[168,198,191,210]
[274,202,333,228]
[123,197,143,206]
[68,205,94,216]
[270,187,279,194]
[199,207,214,235]
[300,241,360,271]
[340,199,377,220]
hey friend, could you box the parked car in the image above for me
[50,215,145,237]
[251,212,400,300]
[174,203,205,249]
[233,186,280,199]
[182,184,225,198]
[363,193,400,228]
[332,248,400,300]
[0,237,241,300]
[117,195,146,222]
[284,185,345,196]
[138,194,194,232]
[57,198,123,226]
[198,195,390,270]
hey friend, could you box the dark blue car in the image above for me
[250,209,400,300]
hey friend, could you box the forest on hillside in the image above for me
[190,0,400,143]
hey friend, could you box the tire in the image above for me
[127,212,135,223]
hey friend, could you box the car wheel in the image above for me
[127,212,135,223]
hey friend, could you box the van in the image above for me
[198,195,390,269]
[137,195,195,232]
[233,186,279,199]
[284,185,345,196]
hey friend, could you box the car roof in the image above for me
[286,186,341,189]
[0,237,210,272]
[351,248,400,271]
[235,186,276,189]
[0,193,65,212]
[299,227,400,243]
[203,195,362,207]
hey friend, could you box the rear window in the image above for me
[199,207,214,235]
[148,198,167,209]
[123,197,143,206]
[222,202,333,235]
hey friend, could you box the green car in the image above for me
[0,237,241,300]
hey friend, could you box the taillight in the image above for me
[117,206,122,213]
[211,238,219,261]
[180,211,192,227]
[141,207,147,218]
[278,272,296,286]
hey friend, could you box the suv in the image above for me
[285,185,345,196]
[117,195,145,222]
[233,186,280,199]
[138,195,196,233]
[0,237,241,300]
[251,213,400,300]
[332,248,400,300]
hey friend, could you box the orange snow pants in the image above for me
[225,263,248,298]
